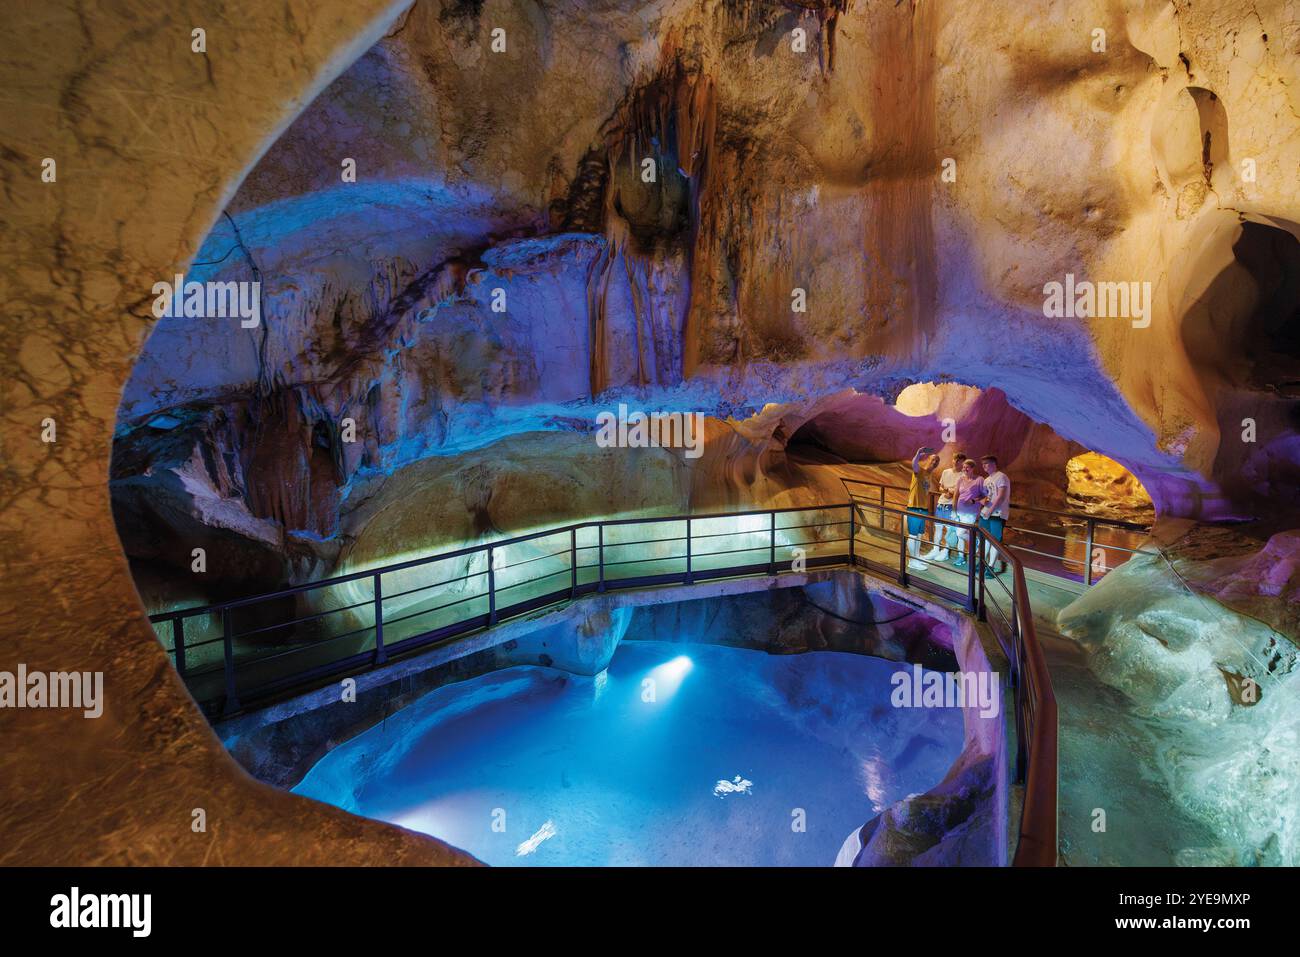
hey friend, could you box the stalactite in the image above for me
[681,151,725,379]
[724,1,852,75]
[624,252,650,387]
[602,28,720,384]
[585,239,616,398]
[780,1,852,74]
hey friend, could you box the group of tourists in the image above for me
[904,447,1011,575]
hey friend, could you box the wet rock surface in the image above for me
[1057,538,1299,865]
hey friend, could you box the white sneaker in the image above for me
[907,559,929,572]
[921,548,947,562]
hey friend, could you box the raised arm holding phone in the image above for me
[905,446,940,571]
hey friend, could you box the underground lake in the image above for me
[292,638,968,866]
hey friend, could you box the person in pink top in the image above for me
[951,458,985,568]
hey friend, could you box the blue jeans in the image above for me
[979,516,1007,569]
[935,504,954,545]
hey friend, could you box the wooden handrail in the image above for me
[846,488,1060,865]
[1007,557,1059,866]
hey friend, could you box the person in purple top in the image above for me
[951,458,985,569]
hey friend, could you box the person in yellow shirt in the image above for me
[905,446,940,571]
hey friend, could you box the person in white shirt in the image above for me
[978,455,1011,575]
[923,452,966,562]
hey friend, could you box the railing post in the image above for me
[685,518,693,584]
[597,524,605,592]
[1083,517,1096,586]
[1011,564,1027,782]
[898,520,909,587]
[373,573,386,664]
[847,504,855,566]
[171,617,187,680]
[1015,680,1029,783]
[221,607,239,716]
[487,546,498,625]
[879,486,886,530]
[966,527,978,613]
[570,527,578,599]
[1010,585,1021,687]
[978,542,988,622]
[769,510,776,575]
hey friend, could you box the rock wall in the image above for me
[0,0,478,865]
[112,1,1300,612]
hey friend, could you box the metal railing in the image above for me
[840,493,1058,866]
[840,477,1153,586]
[149,505,854,716]
[149,499,1057,866]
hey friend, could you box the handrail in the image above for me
[840,476,1153,587]
[147,503,837,621]
[842,493,1057,865]
[148,499,1056,867]
[1008,553,1059,867]
[838,476,1151,531]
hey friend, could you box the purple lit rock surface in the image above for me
[293,641,965,866]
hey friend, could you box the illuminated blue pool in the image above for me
[293,640,965,866]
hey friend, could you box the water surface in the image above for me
[295,640,965,865]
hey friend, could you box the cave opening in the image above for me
[1181,218,1300,397]
[1233,221,1300,386]
[787,382,1153,516]
[783,381,1155,585]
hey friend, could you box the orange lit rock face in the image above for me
[1,0,482,868]
[1066,452,1156,524]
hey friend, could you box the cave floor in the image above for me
[1037,624,1222,866]
[991,576,1220,866]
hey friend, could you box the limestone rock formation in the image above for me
[1058,535,1299,864]
[1,0,484,868]
[113,0,1300,616]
